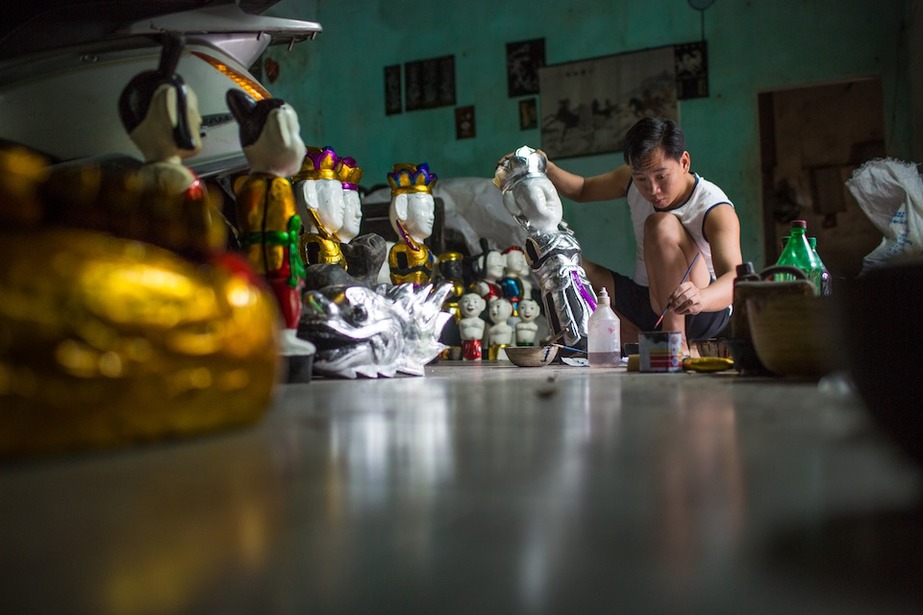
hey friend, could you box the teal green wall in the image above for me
[265,0,913,271]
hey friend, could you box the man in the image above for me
[528,117,742,355]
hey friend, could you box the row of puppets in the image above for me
[0,30,599,448]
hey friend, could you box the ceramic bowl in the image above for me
[746,293,844,378]
[505,345,559,367]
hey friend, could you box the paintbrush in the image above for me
[653,252,700,330]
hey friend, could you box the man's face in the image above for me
[630,146,691,209]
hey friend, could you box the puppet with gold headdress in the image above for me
[387,162,437,285]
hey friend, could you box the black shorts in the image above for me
[610,270,730,340]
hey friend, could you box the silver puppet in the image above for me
[494,146,596,350]
[298,282,453,378]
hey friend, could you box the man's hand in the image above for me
[668,281,706,316]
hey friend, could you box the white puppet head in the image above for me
[459,292,486,319]
[387,163,437,243]
[293,146,348,235]
[518,298,541,323]
[494,146,563,233]
[488,297,514,325]
[337,155,364,242]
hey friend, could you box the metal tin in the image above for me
[639,331,683,373]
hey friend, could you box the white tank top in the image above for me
[627,173,733,286]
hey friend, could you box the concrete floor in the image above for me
[1,362,922,614]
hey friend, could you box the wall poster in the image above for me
[506,38,546,98]
[538,45,679,159]
[404,55,456,111]
[674,41,709,100]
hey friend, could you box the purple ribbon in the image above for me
[572,270,597,311]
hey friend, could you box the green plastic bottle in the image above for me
[775,220,827,295]
[808,236,832,296]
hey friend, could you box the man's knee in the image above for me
[582,258,614,294]
[643,211,685,244]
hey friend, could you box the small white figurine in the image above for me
[472,248,504,302]
[458,292,487,361]
[503,245,532,305]
[487,297,515,348]
[294,146,347,269]
[515,297,541,346]
[387,162,438,285]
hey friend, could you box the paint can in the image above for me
[639,331,683,373]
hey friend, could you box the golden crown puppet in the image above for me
[387,162,438,285]
[330,154,388,288]
[293,146,347,272]
[226,88,316,381]
[493,146,596,351]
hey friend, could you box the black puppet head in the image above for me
[225,89,286,148]
[118,32,196,151]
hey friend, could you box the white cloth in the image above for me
[845,158,923,272]
[627,173,734,286]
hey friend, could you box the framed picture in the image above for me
[506,38,546,98]
[519,98,537,130]
[455,105,476,139]
[538,45,679,159]
[405,55,456,111]
[674,42,709,100]
[384,64,402,115]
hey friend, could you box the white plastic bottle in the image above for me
[588,288,621,367]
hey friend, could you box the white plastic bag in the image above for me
[845,158,923,272]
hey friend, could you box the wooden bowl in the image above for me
[504,345,559,367]
[692,338,731,358]
[746,294,844,378]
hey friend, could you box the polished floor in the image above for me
[2,362,922,614]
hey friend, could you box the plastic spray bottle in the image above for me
[588,287,621,367]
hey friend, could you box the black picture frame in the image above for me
[384,64,402,115]
[455,105,476,139]
[674,42,709,100]
[519,98,537,130]
[405,55,456,111]
[506,38,546,98]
